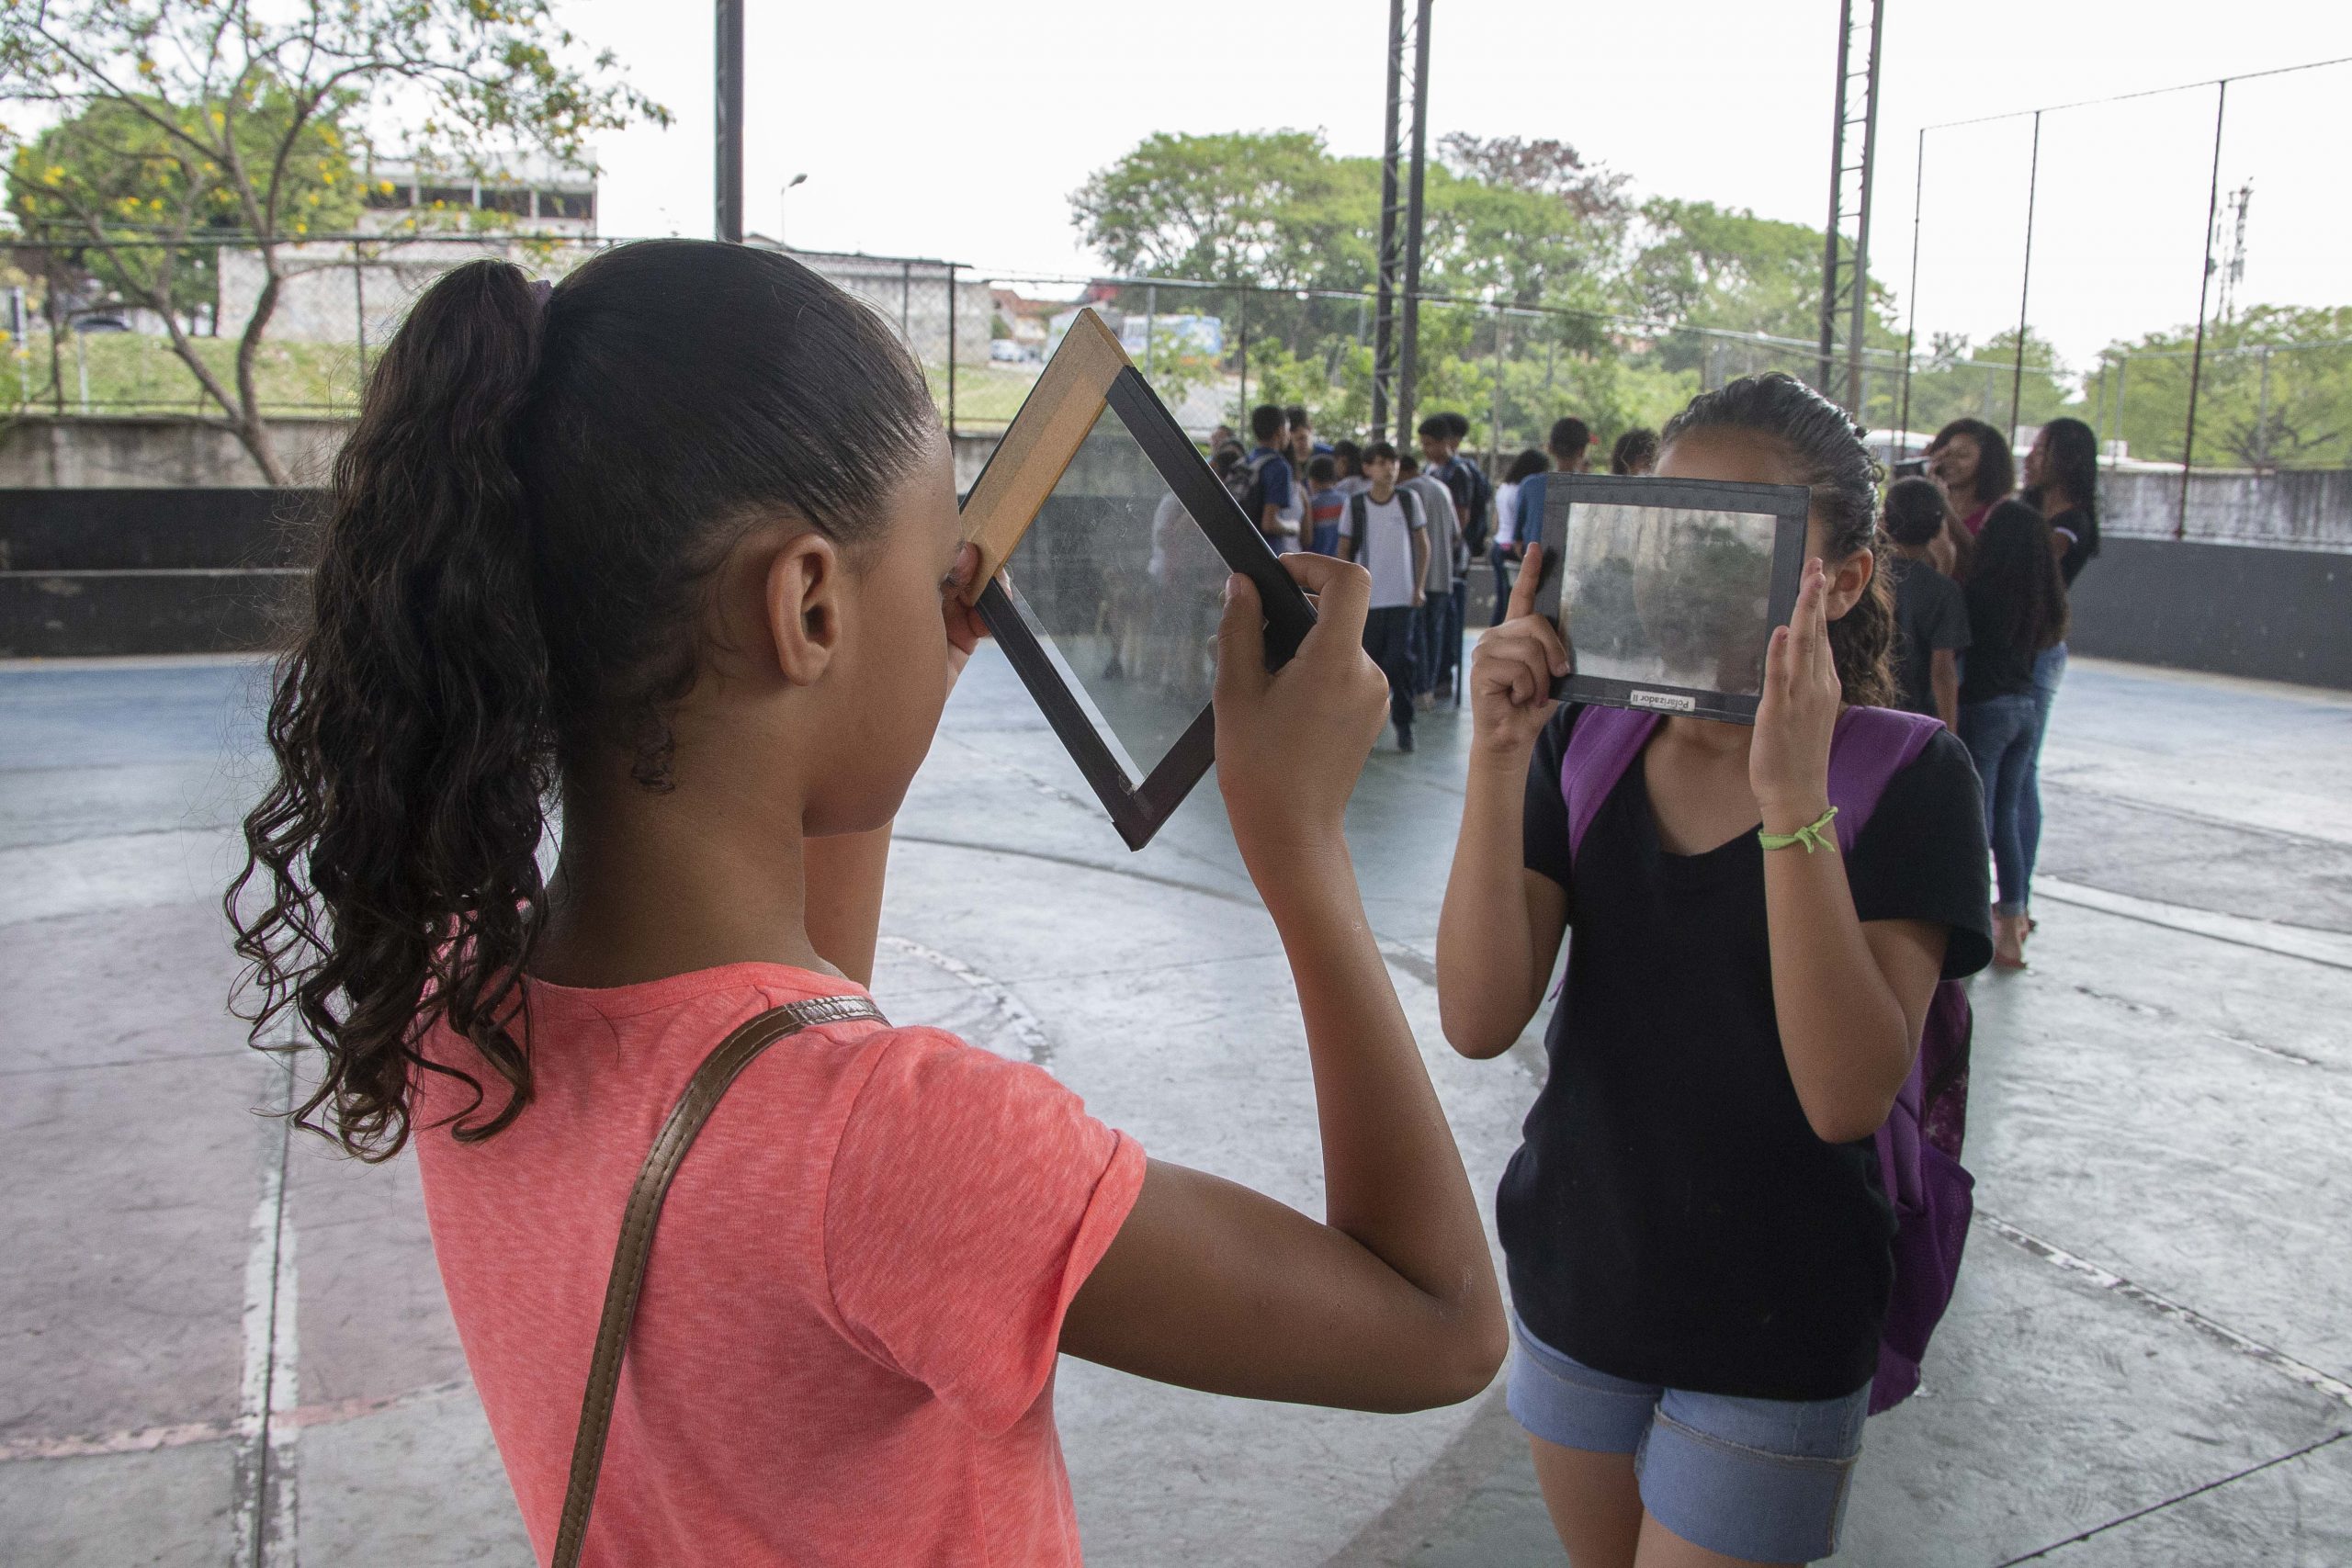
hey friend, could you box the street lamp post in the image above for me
[780,173,807,248]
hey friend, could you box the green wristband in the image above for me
[1758,804,1839,853]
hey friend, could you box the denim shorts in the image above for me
[1507,1311,1869,1564]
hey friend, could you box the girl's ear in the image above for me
[763,532,846,686]
[1824,546,1876,623]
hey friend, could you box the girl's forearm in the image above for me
[1436,750,1547,1056]
[1761,835,1914,1144]
[1259,840,1498,1311]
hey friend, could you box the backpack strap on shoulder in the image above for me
[1563,705,1662,863]
[1824,706,1943,855]
[550,993,888,1568]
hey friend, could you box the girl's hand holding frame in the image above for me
[1467,541,1569,759]
[1750,557,1843,834]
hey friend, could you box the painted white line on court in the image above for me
[232,1070,299,1568]
[2035,876,2352,971]
[877,935,1057,1066]
[1978,1211,2352,1411]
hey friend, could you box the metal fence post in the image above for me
[945,263,957,436]
[1238,289,1249,415]
[2180,78,2230,539]
[1487,308,1505,466]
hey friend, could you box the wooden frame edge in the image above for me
[957,309,1132,592]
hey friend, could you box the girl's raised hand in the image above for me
[1467,541,1567,758]
[1748,557,1842,827]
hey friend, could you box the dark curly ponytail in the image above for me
[1660,373,1896,708]
[229,242,938,1159]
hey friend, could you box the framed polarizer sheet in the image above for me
[959,310,1315,849]
[1530,474,1810,724]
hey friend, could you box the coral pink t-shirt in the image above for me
[412,962,1145,1567]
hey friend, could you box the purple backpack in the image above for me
[1562,704,1973,1415]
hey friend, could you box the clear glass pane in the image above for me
[999,401,1227,784]
[1560,502,1777,695]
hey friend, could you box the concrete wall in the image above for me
[2067,537,2352,689]
[2103,467,2352,553]
[0,417,350,489]
[1,417,1005,491]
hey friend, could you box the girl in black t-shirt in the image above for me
[1959,501,2070,968]
[2016,416,2101,953]
[1437,374,1991,1568]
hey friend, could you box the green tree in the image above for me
[1892,327,2072,441]
[2085,306,2352,469]
[0,0,665,481]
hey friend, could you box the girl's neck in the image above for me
[532,768,831,989]
[2038,483,2077,516]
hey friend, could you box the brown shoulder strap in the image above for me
[550,993,887,1568]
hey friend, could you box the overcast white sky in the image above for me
[565,0,2351,367]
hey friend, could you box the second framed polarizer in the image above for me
[957,310,1316,850]
[1529,474,1811,724]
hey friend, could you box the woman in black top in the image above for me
[1439,375,1992,1566]
[2016,417,2100,948]
[1959,500,2069,967]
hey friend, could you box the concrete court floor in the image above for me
[2,647,2348,1567]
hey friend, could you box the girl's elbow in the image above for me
[1801,1079,1901,1145]
[1437,1002,1520,1061]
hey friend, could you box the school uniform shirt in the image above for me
[1494,480,1521,549]
[413,963,1145,1567]
[1247,446,1295,542]
[1502,705,1992,1401]
[1338,490,1426,609]
[1885,555,1971,716]
[1402,473,1462,592]
[1307,485,1346,556]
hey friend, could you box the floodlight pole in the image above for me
[1896,128,1925,452]
[1372,0,1407,437]
[1815,0,1882,419]
[1396,0,1432,448]
[715,0,744,243]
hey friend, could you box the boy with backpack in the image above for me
[1337,441,1430,751]
[1234,403,1297,552]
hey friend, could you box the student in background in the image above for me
[1287,404,1335,460]
[1399,451,1463,710]
[1244,403,1297,553]
[1490,447,1549,616]
[228,243,1505,1566]
[1497,418,1591,625]
[1927,417,2012,536]
[1610,427,1659,476]
[1958,499,2070,970]
[1306,454,1345,556]
[2015,416,2101,948]
[1339,440,1430,752]
[1332,438,1368,493]
[1881,475,1970,729]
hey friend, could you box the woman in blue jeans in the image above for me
[1960,501,2071,968]
[2018,417,2102,941]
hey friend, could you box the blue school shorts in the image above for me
[1507,1311,1870,1564]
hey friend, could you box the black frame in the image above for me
[971,366,1317,850]
[1530,474,1811,725]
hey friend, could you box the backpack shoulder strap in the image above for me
[1397,486,1421,526]
[1563,705,1662,863]
[1349,489,1367,537]
[1825,705,1943,854]
[550,993,888,1568]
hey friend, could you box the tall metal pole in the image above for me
[1897,128,1925,450]
[2007,110,2041,443]
[1843,0,1883,418]
[715,0,744,243]
[945,263,957,435]
[1815,0,1855,395]
[1396,0,1432,448]
[1372,0,1406,436]
[2179,79,2229,540]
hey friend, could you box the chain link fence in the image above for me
[8,231,2348,506]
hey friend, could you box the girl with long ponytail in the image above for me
[1438,374,1993,1567]
[231,242,1505,1565]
